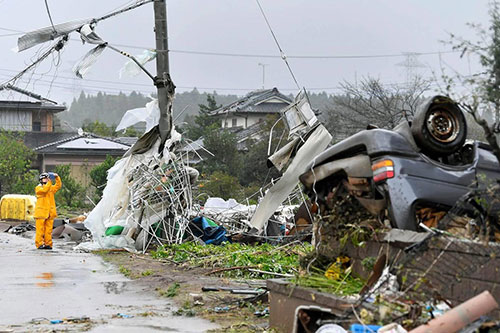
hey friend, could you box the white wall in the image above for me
[221,114,264,129]
[0,110,31,131]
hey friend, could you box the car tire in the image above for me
[411,95,467,156]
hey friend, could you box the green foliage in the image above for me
[61,89,336,134]
[62,90,240,130]
[83,119,140,137]
[200,171,244,201]
[120,126,140,137]
[89,155,119,201]
[119,265,131,277]
[292,267,364,296]
[201,126,242,178]
[141,269,153,277]
[0,132,36,195]
[151,241,313,279]
[158,282,180,297]
[361,256,376,272]
[173,301,196,317]
[82,120,115,137]
[12,170,39,195]
[61,91,151,128]
[239,115,285,186]
[184,94,222,140]
[54,164,86,208]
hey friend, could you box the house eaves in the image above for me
[209,87,292,116]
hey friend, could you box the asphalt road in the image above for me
[0,231,218,332]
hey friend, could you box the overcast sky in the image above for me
[0,0,492,105]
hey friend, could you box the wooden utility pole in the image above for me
[153,0,175,148]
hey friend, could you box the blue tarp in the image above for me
[190,217,229,245]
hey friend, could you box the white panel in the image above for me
[0,110,32,131]
[58,138,129,150]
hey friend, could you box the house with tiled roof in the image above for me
[209,87,292,130]
[181,88,292,164]
[0,100,65,132]
[27,133,132,186]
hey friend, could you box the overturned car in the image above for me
[300,95,500,230]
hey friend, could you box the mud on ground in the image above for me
[95,250,272,333]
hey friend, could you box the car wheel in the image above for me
[411,95,467,156]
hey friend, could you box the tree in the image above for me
[54,164,86,208]
[442,1,500,164]
[201,125,242,178]
[328,76,430,137]
[90,155,118,202]
[82,120,114,137]
[200,171,244,201]
[119,127,140,137]
[239,114,285,186]
[184,94,221,140]
[0,132,35,195]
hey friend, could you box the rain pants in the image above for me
[34,176,62,248]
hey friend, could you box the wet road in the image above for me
[0,232,218,332]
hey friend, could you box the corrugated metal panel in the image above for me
[17,19,89,52]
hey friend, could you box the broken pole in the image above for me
[154,0,175,149]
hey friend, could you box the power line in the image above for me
[1,25,461,59]
[255,0,300,89]
[44,0,57,33]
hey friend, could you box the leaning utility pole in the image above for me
[154,0,175,148]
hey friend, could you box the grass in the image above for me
[151,241,312,279]
[157,282,180,298]
[173,300,196,317]
[118,265,131,277]
[141,269,154,276]
[292,267,364,296]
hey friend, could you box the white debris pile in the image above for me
[201,197,255,233]
[78,100,200,252]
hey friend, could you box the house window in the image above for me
[224,120,228,128]
[32,122,41,131]
[232,118,237,127]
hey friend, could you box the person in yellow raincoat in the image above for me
[34,172,62,250]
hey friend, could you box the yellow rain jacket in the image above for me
[34,176,62,219]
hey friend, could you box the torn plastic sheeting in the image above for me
[73,44,107,78]
[79,126,188,251]
[16,19,90,52]
[79,23,105,45]
[249,124,332,231]
[116,99,159,133]
[81,138,162,250]
[119,49,156,79]
[204,197,252,214]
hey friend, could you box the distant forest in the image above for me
[58,89,335,129]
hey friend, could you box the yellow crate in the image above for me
[0,194,37,221]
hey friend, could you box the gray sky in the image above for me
[0,0,492,105]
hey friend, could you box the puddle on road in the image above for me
[35,272,54,288]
